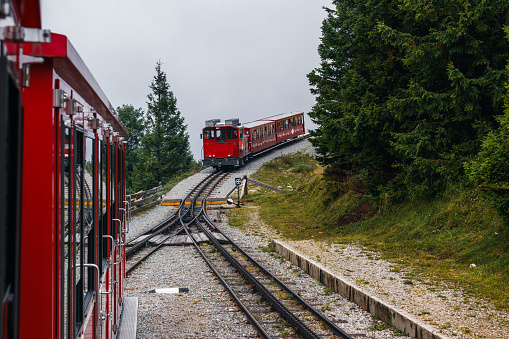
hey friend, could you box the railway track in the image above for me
[125,170,228,273]
[126,162,353,338]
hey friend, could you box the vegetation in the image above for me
[308,0,509,201]
[132,61,195,192]
[466,27,509,223]
[252,3,509,308]
[117,104,144,194]
[227,153,509,309]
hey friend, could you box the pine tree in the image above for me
[308,0,509,198]
[466,27,509,223]
[133,61,193,191]
[117,104,144,194]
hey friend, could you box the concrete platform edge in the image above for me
[269,240,447,339]
[117,297,138,339]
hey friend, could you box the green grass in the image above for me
[227,152,509,309]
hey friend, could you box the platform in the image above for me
[117,297,138,339]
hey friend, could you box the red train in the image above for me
[201,112,305,168]
[1,2,128,339]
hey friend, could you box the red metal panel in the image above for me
[14,0,42,28]
[204,142,236,159]
[19,60,57,339]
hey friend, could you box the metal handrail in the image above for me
[101,235,116,294]
[112,219,123,265]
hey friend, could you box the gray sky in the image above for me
[40,0,332,159]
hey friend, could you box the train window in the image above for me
[74,129,85,331]
[227,129,238,140]
[0,47,23,339]
[60,122,71,339]
[82,137,95,312]
[204,130,214,140]
[100,141,109,272]
[216,129,225,143]
[110,145,116,206]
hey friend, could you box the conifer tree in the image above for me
[117,104,144,194]
[133,61,193,191]
[308,0,509,198]
[466,27,509,222]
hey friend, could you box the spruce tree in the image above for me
[133,61,193,191]
[308,0,509,198]
[117,104,144,194]
[466,27,509,223]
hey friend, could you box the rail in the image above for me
[128,185,163,212]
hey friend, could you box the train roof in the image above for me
[23,33,128,137]
[244,112,303,124]
[242,120,274,129]
[242,112,304,128]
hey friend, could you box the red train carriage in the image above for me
[1,1,49,338]
[0,8,129,336]
[201,112,305,169]
[272,112,305,141]
[202,118,249,168]
[243,120,274,153]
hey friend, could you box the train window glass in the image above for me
[227,129,237,140]
[204,130,214,140]
[83,137,95,308]
[74,129,85,333]
[109,142,116,248]
[216,129,225,143]
[100,142,108,270]
[60,121,71,339]
[0,48,23,339]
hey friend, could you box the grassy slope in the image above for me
[230,152,509,309]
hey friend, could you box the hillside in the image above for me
[226,152,509,335]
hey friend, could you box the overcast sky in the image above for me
[40,0,333,159]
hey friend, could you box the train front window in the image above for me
[227,129,238,140]
[204,130,214,140]
[216,129,225,143]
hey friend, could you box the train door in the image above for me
[0,41,22,339]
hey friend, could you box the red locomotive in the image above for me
[1,2,129,339]
[202,112,305,168]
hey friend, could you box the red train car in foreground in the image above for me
[202,112,305,169]
[1,2,129,338]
